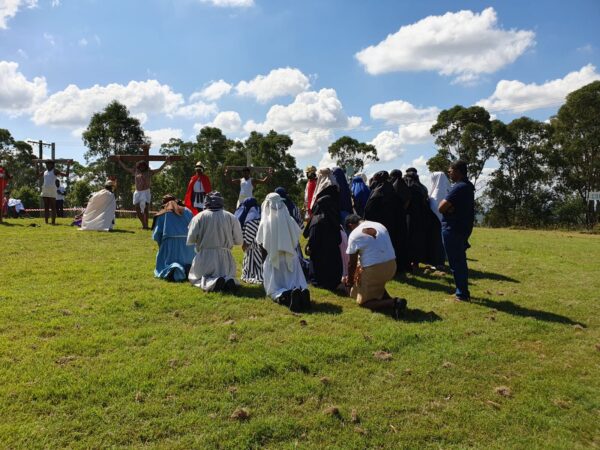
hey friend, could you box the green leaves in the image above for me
[328,136,379,174]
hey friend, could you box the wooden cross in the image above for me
[107,143,182,164]
[224,166,272,173]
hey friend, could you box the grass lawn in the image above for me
[0,218,599,449]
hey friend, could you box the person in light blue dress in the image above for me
[152,195,195,281]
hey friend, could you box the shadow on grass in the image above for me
[472,297,586,327]
[109,229,135,234]
[401,267,519,285]
[369,307,442,323]
[305,301,343,315]
[400,308,442,323]
[235,284,266,299]
[0,221,25,227]
[469,268,519,283]
[399,275,454,294]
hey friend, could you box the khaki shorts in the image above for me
[41,185,57,198]
[350,259,396,305]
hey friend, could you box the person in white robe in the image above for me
[256,193,310,312]
[80,180,117,231]
[186,191,243,292]
[429,172,451,222]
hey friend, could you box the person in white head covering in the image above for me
[256,193,310,312]
[310,168,338,210]
[187,191,243,293]
[80,180,117,231]
[429,172,451,222]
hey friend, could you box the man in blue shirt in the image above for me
[438,160,475,301]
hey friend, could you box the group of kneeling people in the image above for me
[153,188,408,319]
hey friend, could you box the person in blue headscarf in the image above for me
[332,167,353,222]
[152,195,196,281]
[234,197,264,283]
[274,187,303,226]
[350,175,370,217]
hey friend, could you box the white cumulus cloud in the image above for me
[244,88,361,134]
[370,100,439,125]
[0,0,37,29]
[147,128,183,148]
[195,111,242,134]
[355,7,535,83]
[199,0,253,7]
[244,88,360,159]
[236,67,310,103]
[289,128,334,158]
[477,64,600,113]
[397,120,434,144]
[0,61,47,115]
[32,79,184,127]
[191,79,232,102]
[369,130,405,162]
[175,100,218,119]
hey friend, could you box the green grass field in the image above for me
[0,219,598,449]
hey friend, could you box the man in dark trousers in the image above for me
[438,160,475,301]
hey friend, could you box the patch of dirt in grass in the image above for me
[495,386,512,397]
[486,400,502,409]
[55,355,76,365]
[552,398,572,409]
[230,407,250,421]
[373,351,392,361]
[319,376,331,385]
[323,406,340,417]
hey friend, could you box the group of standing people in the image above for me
[300,161,474,305]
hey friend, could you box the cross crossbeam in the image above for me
[107,144,182,163]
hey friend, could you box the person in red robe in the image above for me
[304,165,317,221]
[0,164,12,224]
[184,161,212,215]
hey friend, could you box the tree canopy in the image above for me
[328,136,378,174]
[549,80,600,228]
[82,100,148,208]
[428,105,499,185]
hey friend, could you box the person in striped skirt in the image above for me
[234,197,264,284]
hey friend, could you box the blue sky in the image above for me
[1,0,599,184]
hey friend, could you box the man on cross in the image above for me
[116,146,172,229]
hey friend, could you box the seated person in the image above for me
[80,180,117,231]
[186,191,243,292]
[256,193,310,312]
[343,214,407,319]
[152,195,195,281]
[7,196,27,218]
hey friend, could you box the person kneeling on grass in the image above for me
[186,191,243,293]
[152,195,195,282]
[80,180,117,232]
[256,193,310,312]
[343,214,407,320]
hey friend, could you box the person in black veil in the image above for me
[364,171,405,274]
[303,191,343,291]
[389,169,411,272]
[404,171,429,271]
